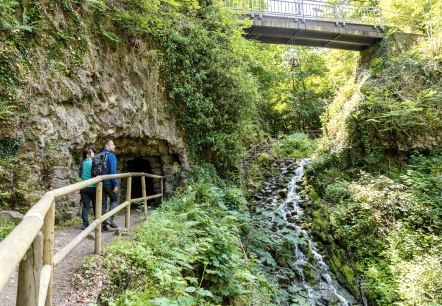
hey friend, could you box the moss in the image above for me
[257,152,273,165]
[330,254,342,271]
[304,266,315,285]
[0,218,16,241]
[307,188,319,202]
[311,210,328,241]
[342,265,356,290]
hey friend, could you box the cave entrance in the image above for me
[126,158,154,201]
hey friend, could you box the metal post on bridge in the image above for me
[251,0,255,17]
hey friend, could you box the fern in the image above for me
[0,1,35,33]
[99,25,121,42]
[92,174,275,305]
[0,100,15,121]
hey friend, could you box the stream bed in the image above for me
[250,158,359,306]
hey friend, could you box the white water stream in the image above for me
[272,158,358,305]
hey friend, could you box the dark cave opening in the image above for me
[126,158,155,201]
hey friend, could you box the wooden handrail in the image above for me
[0,172,165,305]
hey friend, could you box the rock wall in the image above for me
[0,38,188,217]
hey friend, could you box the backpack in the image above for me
[91,152,109,177]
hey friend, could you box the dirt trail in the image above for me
[0,210,142,306]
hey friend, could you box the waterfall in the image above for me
[253,158,359,306]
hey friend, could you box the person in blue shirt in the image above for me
[101,140,119,230]
[79,148,96,229]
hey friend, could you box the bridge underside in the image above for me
[244,16,384,51]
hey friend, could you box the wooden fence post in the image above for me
[43,201,55,306]
[95,182,103,254]
[160,178,164,203]
[16,232,43,306]
[125,177,132,229]
[141,176,147,217]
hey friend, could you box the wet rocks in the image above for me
[249,158,360,306]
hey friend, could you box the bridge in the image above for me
[226,0,385,51]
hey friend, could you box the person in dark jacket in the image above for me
[79,148,96,230]
[101,140,119,230]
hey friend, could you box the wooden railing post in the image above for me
[125,176,132,228]
[16,232,43,306]
[160,178,164,203]
[43,201,55,306]
[0,172,168,306]
[95,182,103,254]
[141,175,147,217]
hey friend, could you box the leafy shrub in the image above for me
[0,217,16,241]
[273,132,317,159]
[323,37,442,164]
[323,180,350,203]
[83,178,275,305]
[306,153,442,305]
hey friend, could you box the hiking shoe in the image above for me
[108,220,118,228]
[102,223,109,231]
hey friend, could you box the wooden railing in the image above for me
[0,172,164,306]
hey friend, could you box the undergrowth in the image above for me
[77,169,277,305]
[306,153,442,305]
[0,217,16,241]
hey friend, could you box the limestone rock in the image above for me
[5,38,189,209]
[0,210,24,222]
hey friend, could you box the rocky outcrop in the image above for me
[0,210,24,222]
[0,38,188,215]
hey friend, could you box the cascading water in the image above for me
[252,158,359,306]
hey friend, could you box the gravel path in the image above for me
[0,210,143,306]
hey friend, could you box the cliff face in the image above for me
[0,32,187,215]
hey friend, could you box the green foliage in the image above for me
[307,153,442,305]
[0,1,36,33]
[272,133,318,159]
[79,176,275,305]
[56,216,82,228]
[380,0,442,55]
[0,217,16,241]
[158,2,260,177]
[0,49,22,123]
[183,163,224,187]
[0,137,22,160]
[248,46,355,135]
[324,45,442,161]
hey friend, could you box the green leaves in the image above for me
[92,174,274,305]
[307,152,442,305]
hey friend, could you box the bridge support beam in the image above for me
[244,16,384,50]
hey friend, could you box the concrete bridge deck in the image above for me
[226,0,385,50]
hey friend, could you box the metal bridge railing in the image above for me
[225,0,384,27]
